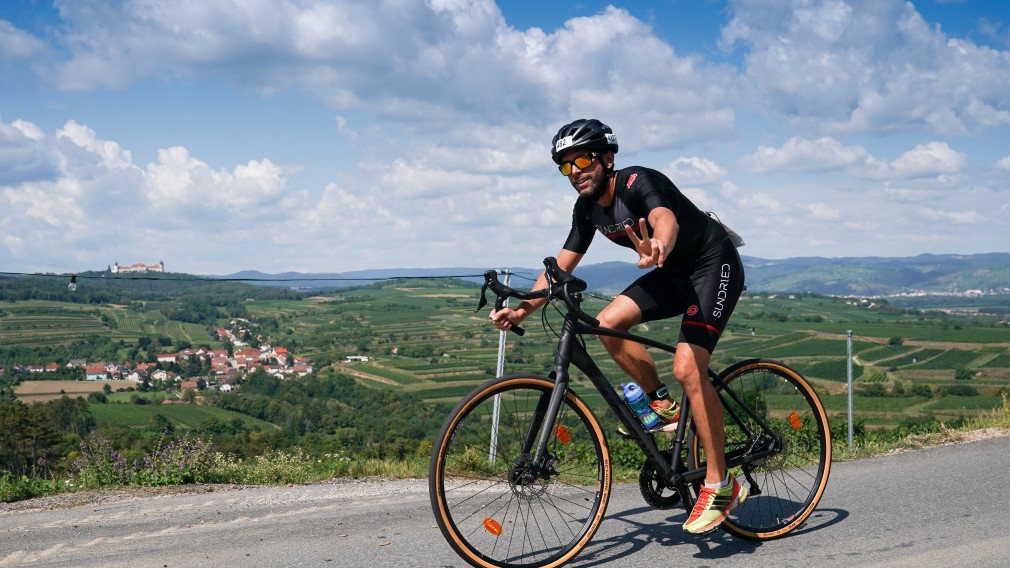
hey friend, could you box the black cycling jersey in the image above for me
[560,166,742,352]
[562,166,725,270]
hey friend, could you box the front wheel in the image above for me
[690,359,831,540]
[429,375,612,568]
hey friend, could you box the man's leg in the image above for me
[596,295,664,394]
[673,342,724,484]
[677,341,747,535]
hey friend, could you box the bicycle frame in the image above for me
[520,297,783,502]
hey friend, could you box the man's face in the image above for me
[560,148,611,201]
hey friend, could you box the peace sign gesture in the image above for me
[624,217,668,269]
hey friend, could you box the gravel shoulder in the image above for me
[3,425,1007,515]
[0,477,430,515]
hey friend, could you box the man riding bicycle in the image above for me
[489,118,747,534]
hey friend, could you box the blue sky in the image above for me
[1,0,1008,275]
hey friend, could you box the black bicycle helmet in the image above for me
[551,119,618,164]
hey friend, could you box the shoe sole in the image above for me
[684,485,748,535]
[615,421,679,439]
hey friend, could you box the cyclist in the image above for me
[489,118,747,535]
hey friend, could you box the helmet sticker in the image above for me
[555,136,574,152]
[605,133,618,145]
[627,173,637,188]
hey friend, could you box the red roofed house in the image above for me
[86,363,109,381]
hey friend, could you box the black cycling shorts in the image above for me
[620,238,744,353]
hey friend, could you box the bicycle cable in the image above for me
[541,295,588,359]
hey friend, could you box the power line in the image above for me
[0,270,500,284]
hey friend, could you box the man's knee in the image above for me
[673,362,703,386]
[673,345,710,385]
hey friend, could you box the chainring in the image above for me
[638,451,681,510]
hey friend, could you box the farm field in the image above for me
[87,402,277,431]
[3,278,1009,434]
[14,380,139,402]
[0,300,220,362]
[233,282,1010,433]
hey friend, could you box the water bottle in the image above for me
[622,382,659,429]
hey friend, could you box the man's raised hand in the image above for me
[624,218,666,269]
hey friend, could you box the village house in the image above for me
[85,363,108,381]
[150,369,175,382]
[211,357,233,374]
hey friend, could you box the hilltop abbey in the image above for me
[111,260,165,274]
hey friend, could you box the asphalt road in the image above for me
[3,434,1010,567]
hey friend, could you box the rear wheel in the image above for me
[690,359,831,540]
[430,375,611,568]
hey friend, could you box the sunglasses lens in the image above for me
[558,153,596,176]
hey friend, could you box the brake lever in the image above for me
[474,278,524,335]
[475,283,489,313]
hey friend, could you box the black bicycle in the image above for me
[429,258,831,568]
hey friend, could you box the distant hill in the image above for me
[214,252,1010,297]
[742,253,1010,296]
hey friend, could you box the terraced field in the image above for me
[4,281,1009,433]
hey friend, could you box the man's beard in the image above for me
[583,173,608,201]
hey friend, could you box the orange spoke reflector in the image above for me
[483,517,503,536]
[555,425,572,445]
[789,411,802,430]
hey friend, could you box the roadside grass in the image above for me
[4,394,1009,504]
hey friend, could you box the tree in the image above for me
[0,401,63,475]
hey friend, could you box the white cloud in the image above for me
[1,2,1007,272]
[740,191,784,213]
[722,0,1010,135]
[0,19,48,59]
[883,185,945,203]
[664,157,727,186]
[919,207,981,224]
[804,202,842,221]
[32,1,737,158]
[877,141,966,180]
[145,148,287,212]
[0,120,59,184]
[741,136,871,173]
[0,118,300,270]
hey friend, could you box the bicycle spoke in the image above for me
[691,361,831,540]
[431,376,610,567]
